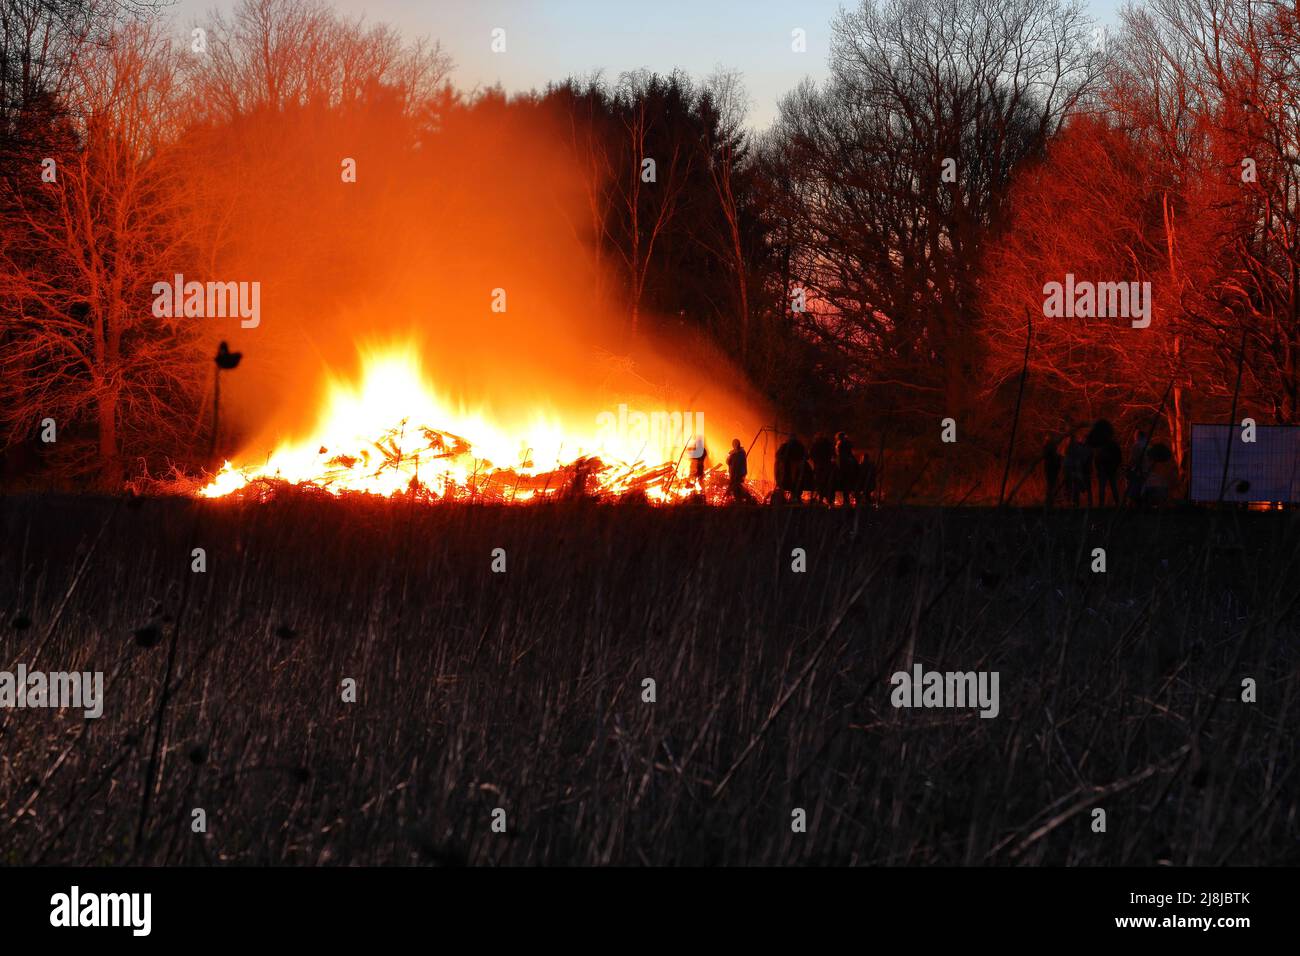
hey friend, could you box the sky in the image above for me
[167,0,1126,130]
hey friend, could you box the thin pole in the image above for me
[999,308,1033,508]
[209,371,221,462]
[1218,328,1249,504]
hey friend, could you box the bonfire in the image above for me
[200,343,736,504]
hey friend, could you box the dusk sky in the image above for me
[169,0,1125,128]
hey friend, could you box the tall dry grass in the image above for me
[0,492,1295,864]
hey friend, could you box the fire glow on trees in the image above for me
[200,342,736,503]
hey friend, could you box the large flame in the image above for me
[201,341,740,503]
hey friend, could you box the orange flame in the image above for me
[200,342,738,503]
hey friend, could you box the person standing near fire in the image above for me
[726,438,754,503]
[1064,428,1093,508]
[809,433,835,504]
[775,433,809,503]
[689,434,707,493]
[1089,419,1123,507]
[834,431,859,507]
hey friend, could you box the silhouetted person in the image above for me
[834,431,859,507]
[858,449,877,507]
[689,436,707,490]
[809,433,835,504]
[1087,419,1122,506]
[1042,434,1062,508]
[1064,429,1093,508]
[775,434,808,503]
[726,439,753,503]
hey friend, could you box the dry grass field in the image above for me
[1,493,1296,865]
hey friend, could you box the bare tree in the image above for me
[614,70,696,337]
[772,0,1102,422]
[702,68,752,359]
[1126,0,1300,425]
[549,74,619,308]
[189,0,450,125]
[0,19,200,485]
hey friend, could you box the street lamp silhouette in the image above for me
[210,341,242,462]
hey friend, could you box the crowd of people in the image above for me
[759,432,877,507]
[1042,419,1178,509]
[707,418,1178,508]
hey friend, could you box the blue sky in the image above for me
[168,0,1126,128]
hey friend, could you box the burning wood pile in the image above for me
[202,423,730,504]
[199,344,737,504]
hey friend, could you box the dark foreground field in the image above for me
[0,492,1296,865]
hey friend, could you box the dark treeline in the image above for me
[3,0,1299,499]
